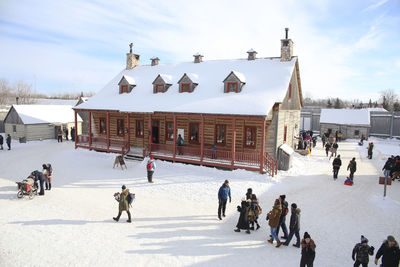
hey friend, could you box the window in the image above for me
[117,119,124,136]
[227,82,238,93]
[166,122,174,141]
[120,85,128,94]
[136,120,144,137]
[244,126,256,148]
[288,83,292,99]
[180,83,191,93]
[99,118,106,134]
[189,123,199,143]
[154,84,164,93]
[354,130,360,136]
[13,125,16,133]
[283,125,287,142]
[215,124,226,145]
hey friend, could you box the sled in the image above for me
[379,177,391,185]
[344,178,353,186]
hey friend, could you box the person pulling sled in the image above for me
[113,185,132,223]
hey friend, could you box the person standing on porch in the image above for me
[177,134,184,155]
[146,156,156,183]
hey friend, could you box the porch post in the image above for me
[200,115,204,164]
[173,114,176,162]
[126,113,130,152]
[260,118,266,174]
[148,114,152,154]
[74,109,77,149]
[88,111,92,150]
[106,112,110,152]
[231,117,236,169]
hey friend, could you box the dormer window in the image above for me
[152,74,172,94]
[223,71,245,93]
[177,73,198,93]
[118,75,135,94]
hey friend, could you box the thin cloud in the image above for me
[363,0,389,12]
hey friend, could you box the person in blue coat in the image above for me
[218,180,231,220]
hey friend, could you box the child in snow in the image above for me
[367,142,374,159]
[249,194,261,230]
[325,142,331,157]
[374,235,400,266]
[329,142,339,160]
[217,180,231,220]
[300,232,316,267]
[146,156,156,183]
[113,185,132,223]
[352,235,374,267]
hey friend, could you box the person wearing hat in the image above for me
[300,232,316,267]
[113,185,132,223]
[352,235,374,267]
[347,157,357,182]
[375,235,400,266]
[146,156,156,183]
[283,203,301,248]
[267,198,283,247]
[276,195,289,240]
[245,188,253,200]
[332,155,342,180]
[217,180,231,220]
[367,142,374,159]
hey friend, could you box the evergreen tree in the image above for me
[334,98,341,109]
[394,101,400,112]
[368,99,372,108]
[327,99,333,108]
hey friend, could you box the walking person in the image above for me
[276,195,289,240]
[0,134,3,150]
[283,203,301,247]
[113,185,132,223]
[374,235,400,266]
[382,157,394,180]
[71,127,75,142]
[64,127,69,141]
[267,198,283,247]
[325,142,331,157]
[347,157,357,182]
[42,164,52,190]
[329,142,339,160]
[321,134,326,148]
[352,235,374,267]
[367,142,374,159]
[246,188,253,200]
[300,232,316,267]
[146,156,156,183]
[217,180,231,220]
[249,194,261,230]
[234,199,251,234]
[6,134,11,150]
[332,155,342,180]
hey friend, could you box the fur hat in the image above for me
[247,188,252,193]
[122,185,126,190]
[387,235,396,242]
[280,194,286,200]
[361,235,368,243]
[291,203,297,209]
[304,232,311,239]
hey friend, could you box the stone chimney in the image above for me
[150,57,160,66]
[247,48,257,60]
[126,43,140,70]
[193,53,203,63]
[280,28,294,61]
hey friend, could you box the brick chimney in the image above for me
[247,48,257,60]
[193,53,203,63]
[150,57,160,66]
[126,43,140,70]
[280,28,294,61]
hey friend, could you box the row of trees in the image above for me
[0,78,94,106]
[304,89,400,111]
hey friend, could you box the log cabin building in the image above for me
[74,29,303,175]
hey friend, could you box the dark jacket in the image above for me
[383,158,394,171]
[352,243,374,264]
[119,189,130,212]
[6,135,11,144]
[218,184,231,200]
[0,135,3,145]
[348,160,357,173]
[32,170,45,182]
[332,143,338,149]
[289,207,301,231]
[301,239,316,261]
[368,144,374,154]
[325,143,331,151]
[236,200,250,230]
[375,240,400,267]
[332,158,342,169]
[279,200,288,223]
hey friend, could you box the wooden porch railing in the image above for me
[264,152,278,177]
[76,135,130,154]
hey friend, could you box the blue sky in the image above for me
[0,0,399,101]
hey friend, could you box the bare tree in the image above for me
[14,80,36,104]
[380,89,399,111]
[0,78,12,106]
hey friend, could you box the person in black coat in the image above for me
[352,235,374,267]
[383,157,394,179]
[367,142,374,159]
[31,170,45,195]
[283,203,301,247]
[332,155,342,180]
[325,142,331,157]
[374,235,400,267]
[0,134,3,150]
[71,127,75,141]
[276,194,289,239]
[234,199,251,234]
[300,232,316,267]
[245,188,253,200]
[6,134,11,150]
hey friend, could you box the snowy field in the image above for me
[0,136,399,267]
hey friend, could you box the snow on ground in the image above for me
[0,137,399,267]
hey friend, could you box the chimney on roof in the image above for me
[151,57,160,66]
[280,28,294,61]
[247,48,257,60]
[126,43,140,70]
[193,53,203,63]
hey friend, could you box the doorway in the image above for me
[152,120,159,144]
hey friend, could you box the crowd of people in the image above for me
[383,155,400,181]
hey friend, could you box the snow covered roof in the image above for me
[280,143,294,155]
[320,109,370,126]
[121,75,135,85]
[76,57,298,116]
[158,74,173,84]
[366,107,388,112]
[11,105,82,124]
[186,73,199,84]
[231,71,246,83]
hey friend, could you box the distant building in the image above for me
[4,105,82,141]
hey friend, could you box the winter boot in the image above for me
[234,228,240,232]
[256,224,260,230]
[249,226,255,230]
[246,230,251,234]
[218,216,222,220]
[127,211,132,223]
[276,242,283,248]
[293,244,300,248]
[113,212,121,222]
[267,239,273,244]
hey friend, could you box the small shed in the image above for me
[319,109,370,139]
[278,143,294,170]
[4,105,82,141]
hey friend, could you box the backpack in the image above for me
[146,161,152,170]
[284,207,289,215]
[126,193,135,206]
[255,205,262,215]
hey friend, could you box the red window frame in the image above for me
[165,121,174,141]
[99,118,106,134]
[189,122,199,144]
[180,83,191,93]
[120,85,128,94]
[117,119,124,136]
[244,126,257,149]
[136,120,144,137]
[227,82,238,93]
[283,125,287,142]
[215,124,226,146]
[288,83,292,99]
[154,84,164,93]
